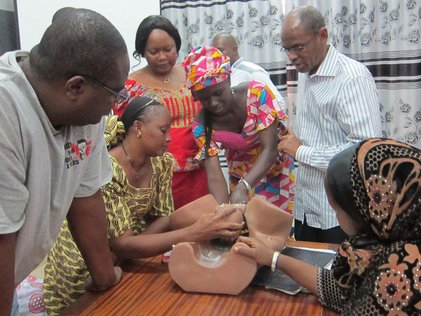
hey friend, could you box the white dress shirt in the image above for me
[231,57,287,113]
[293,45,382,229]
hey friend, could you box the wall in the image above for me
[0,0,19,54]
[0,0,14,11]
[16,0,160,69]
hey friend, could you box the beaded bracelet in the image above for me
[271,251,281,272]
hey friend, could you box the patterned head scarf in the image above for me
[182,45,231,91]
[326,138,421,315]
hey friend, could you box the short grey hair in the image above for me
[291,5,326,34]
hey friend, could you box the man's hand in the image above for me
[85,266,122,292]
[67,191,118,292]
[278,127,301,159]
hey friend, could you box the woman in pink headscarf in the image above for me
[183,45,293,212]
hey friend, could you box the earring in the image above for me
[134,124,142,138]
[231,89,235,95]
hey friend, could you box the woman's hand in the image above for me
[189,205,244,242]
[229,186,249,204]
[233,236,275,267]
[235,236,319,295]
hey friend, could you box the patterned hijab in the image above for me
[182,45,231,91]
[327,138,421,315]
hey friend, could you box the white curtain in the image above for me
[161,0,421,148]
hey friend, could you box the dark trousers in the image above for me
[294,217,348,244]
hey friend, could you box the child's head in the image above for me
[325,138,421,240]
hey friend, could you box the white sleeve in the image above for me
[230,68,252,86]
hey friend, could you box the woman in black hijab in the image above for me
[235,138,421,315]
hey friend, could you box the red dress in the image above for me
[113,79,208,209]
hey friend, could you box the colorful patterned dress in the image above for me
[43,117,174,315]
[193,80,294,212]
[113,79,208,209]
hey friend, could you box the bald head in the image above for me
[30,8,128,82]
[51,7,75,23]
[211,33,240,64]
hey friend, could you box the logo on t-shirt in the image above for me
[64,139,92,169]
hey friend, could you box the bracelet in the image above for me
[239,178,252,192]
[271,251,281,272]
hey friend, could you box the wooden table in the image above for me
[62,241,339,316]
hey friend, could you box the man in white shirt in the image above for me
[0,8,129,314]
[212,33,286,113]
[278,6,382,243]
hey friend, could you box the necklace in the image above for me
[121,142,140,179]
[163,76,170,83]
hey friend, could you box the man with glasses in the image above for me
[278,5,382,243]
[0,8,129,314]
[72,73,130,105]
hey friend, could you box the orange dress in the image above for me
[113,79,208,209]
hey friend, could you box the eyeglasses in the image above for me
[281,38,314,55]
[68,73,129,104]
[87,76,129,104]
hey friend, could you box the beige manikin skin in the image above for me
[168,194,293,295]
